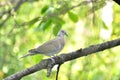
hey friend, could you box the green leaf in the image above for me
[53,24,62,36]
[68,11,78,22]
[38,19,52,31]
[57,18,65,25]
[41,5,49,14]
[102,21,108,29]
[43,19,52,30]
[93,1,106,11]
[37,21,44,31]
[52,17,65,25]
[28,17,39,27]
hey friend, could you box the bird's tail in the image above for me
[19,53,31,59]
[19,49,37,59]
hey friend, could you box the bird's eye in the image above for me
[61,30,65,33]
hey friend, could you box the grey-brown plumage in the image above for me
[20,30,68,58]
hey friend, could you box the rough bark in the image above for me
[4,38,120,80]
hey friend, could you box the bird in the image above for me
[19,30,68,59]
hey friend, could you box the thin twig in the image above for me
[56,64,62,80]
[0,0,26,27]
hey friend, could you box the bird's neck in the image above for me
[57,34,64,37]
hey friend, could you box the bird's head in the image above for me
[57,30,68,37]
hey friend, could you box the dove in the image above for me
[20,30,68,58]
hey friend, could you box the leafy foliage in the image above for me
[0,0,120,80]
[68,11,79,22]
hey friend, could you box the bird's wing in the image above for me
[36,37,61,54]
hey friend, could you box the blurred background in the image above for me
[0,0,120,80]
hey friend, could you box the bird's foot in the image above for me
[50,57,55,64]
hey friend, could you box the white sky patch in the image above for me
[100,1,113,39]
[100,28,112,39]
[101,1,113,27]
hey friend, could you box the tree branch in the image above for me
[0,0,26,27]
[19,1,92,26]
[19,0,106,27]
[113,0,120,5]
[0,0,38,27]
[4,38,120,80]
